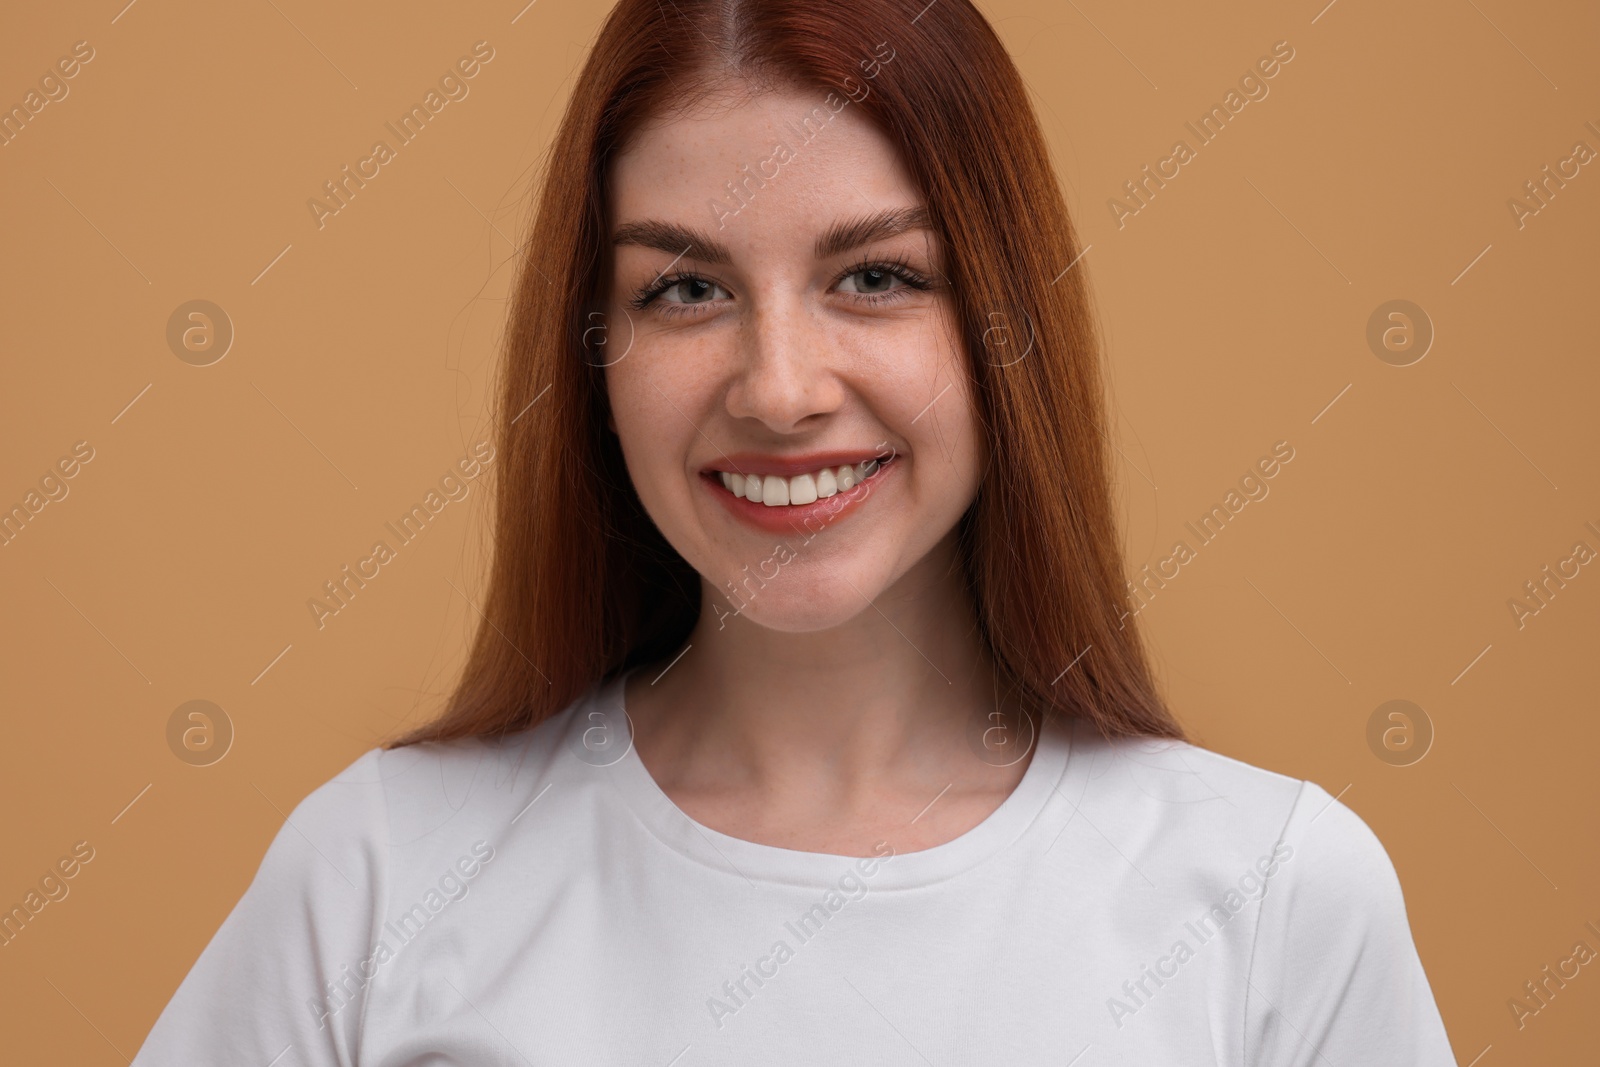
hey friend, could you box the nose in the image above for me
[722,296,844,434]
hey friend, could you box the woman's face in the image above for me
[603,84,984,633]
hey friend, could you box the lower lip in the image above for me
[704,461,897,536]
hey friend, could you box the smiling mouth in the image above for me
[711,456,894,508]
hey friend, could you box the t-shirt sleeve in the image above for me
[1244,781,1457,1067]
[131,747,390,1067]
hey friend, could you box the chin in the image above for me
[704,556,895,634]
[722,597,863,634]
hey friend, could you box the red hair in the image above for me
[390,0,1186,747]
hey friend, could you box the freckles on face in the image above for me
[600,86,985,631]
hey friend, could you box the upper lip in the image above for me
[703,448,897,478]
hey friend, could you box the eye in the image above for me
[836,267,909,295]
[656,276,730,305]
[628,273,732,316]
[832,257,934,302]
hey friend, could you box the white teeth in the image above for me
[789,473,818,506]
[717,458,889,507]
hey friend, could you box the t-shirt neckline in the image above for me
[592,670,1076,891]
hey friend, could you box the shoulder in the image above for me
[1259,775,1415,947]
[1065,727,1302,866]
[1067,727,1418,952]
[1126,753,1459,1063]
[282,745,388,826]
[253,746,390,896]
[239,691,605,942]
[368,691,597,845]
[1062,724,1397,903]
[270,688,599,873]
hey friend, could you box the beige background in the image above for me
[2,0,1596,1060]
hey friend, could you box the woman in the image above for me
[133,0,1458,1062]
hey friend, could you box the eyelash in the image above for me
[626,255,935,318]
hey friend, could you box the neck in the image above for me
[626,536,1007,794]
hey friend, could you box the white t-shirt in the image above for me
[131,674,1457,1065]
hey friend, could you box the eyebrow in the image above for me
[611,220,734,265]
[814,206,932,259]
[610,206,934,266]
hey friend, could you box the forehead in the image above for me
[608,86,923,240]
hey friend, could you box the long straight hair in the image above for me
[390,0,1185,748]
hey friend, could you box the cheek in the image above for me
[888,317,984,483]
[602,330,713,517]
[605,361,674,484]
